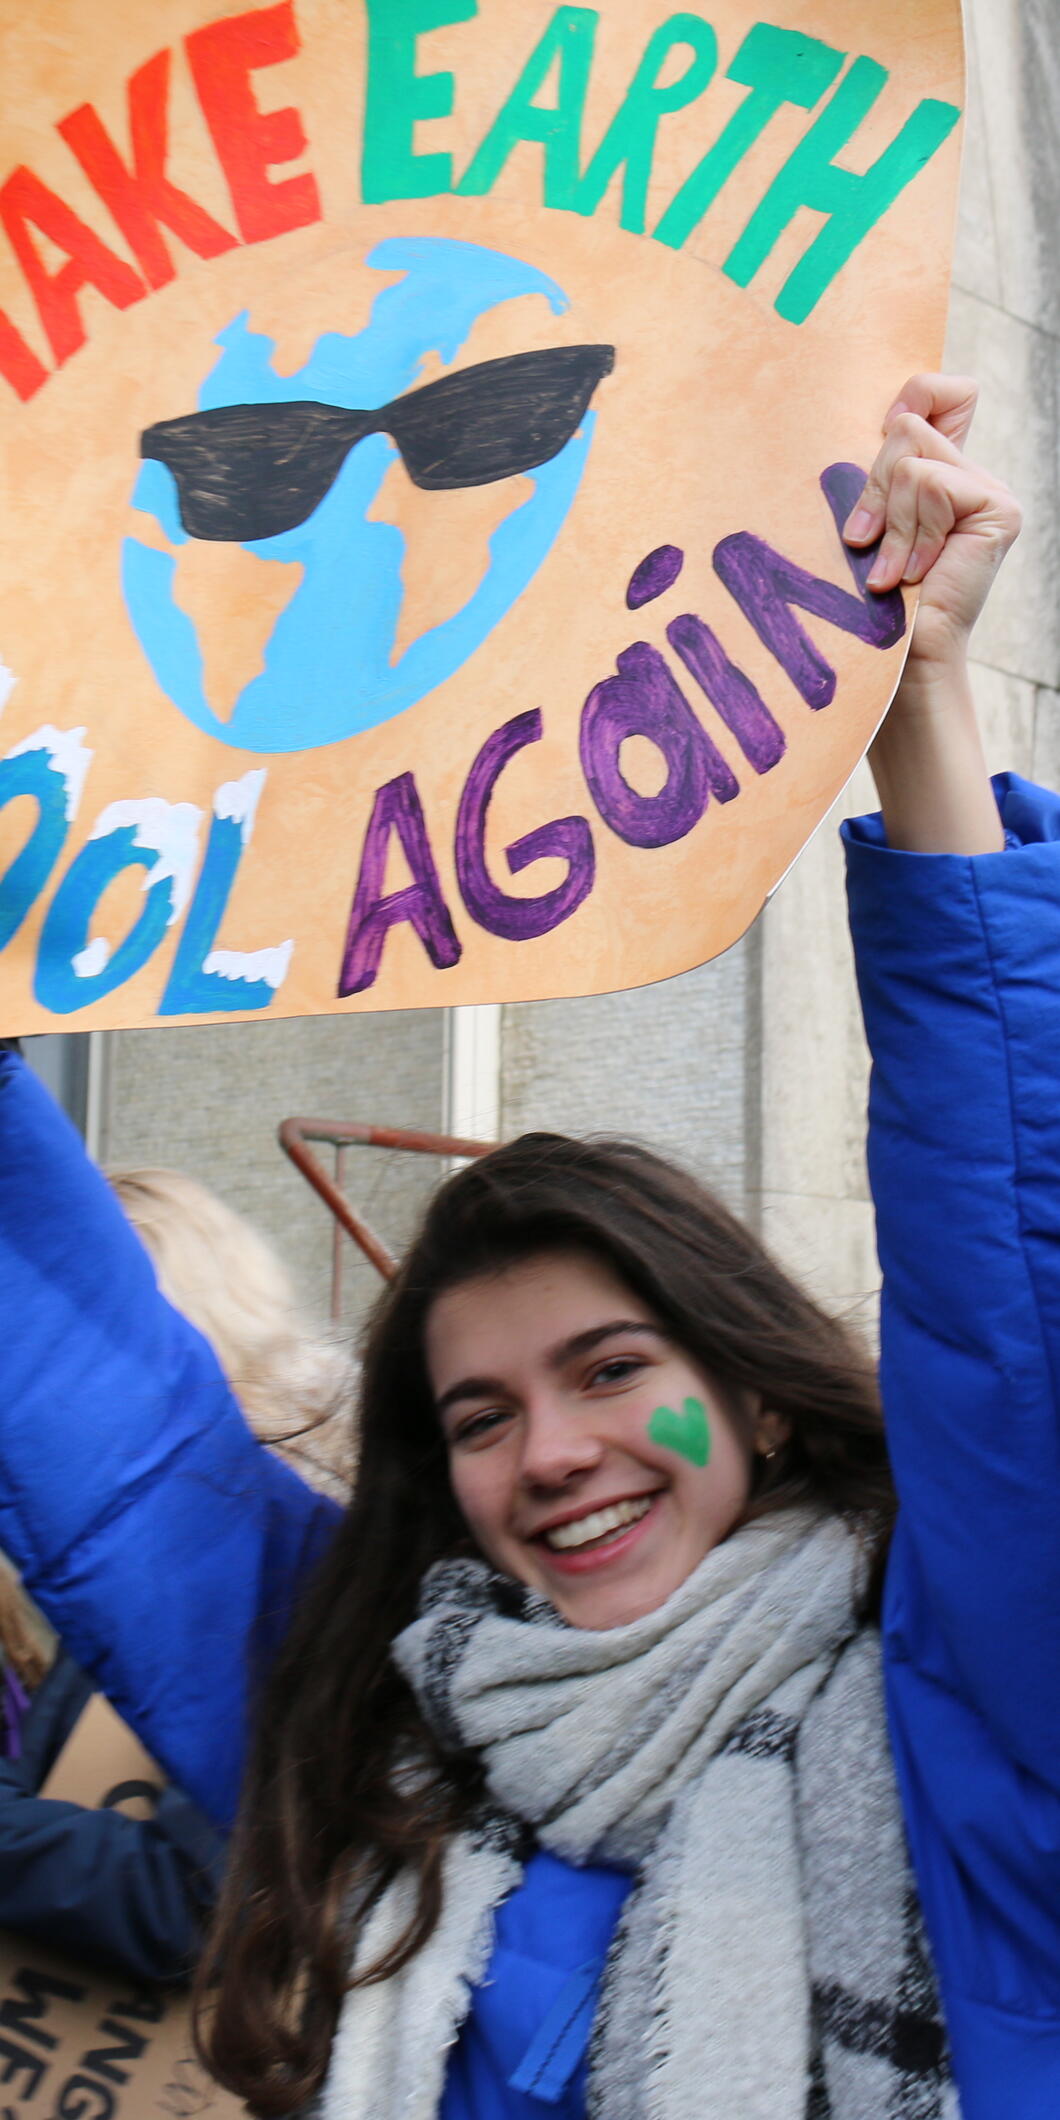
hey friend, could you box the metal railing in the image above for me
[278,1116,495,1316]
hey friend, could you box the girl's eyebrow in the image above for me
[555,1320,667,1365]
[435,1376,505,1421]
[435,1321,666,1421]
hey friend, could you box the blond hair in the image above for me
[0,1559,54,1691]
[108,1167,356,1501]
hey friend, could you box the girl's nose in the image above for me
[519,1398,604,1489]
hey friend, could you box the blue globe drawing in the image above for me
[122,238,596,755]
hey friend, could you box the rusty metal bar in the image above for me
[278,1116,496,1311]
[332,1143,347,1319]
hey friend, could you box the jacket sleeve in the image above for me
[844,770,1060,1778]
[0,1781,220,1983]
[0,1655,225,1984]
[0,1049,342,1826]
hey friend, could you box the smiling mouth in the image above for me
[539,1496,655,1554]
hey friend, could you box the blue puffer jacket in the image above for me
[1,774,1059,2118]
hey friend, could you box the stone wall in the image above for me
[500,937,756,1214]
[100,1008,448,1327]
[749,0,1060,1321]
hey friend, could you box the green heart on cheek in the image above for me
[647,1396,712,1468]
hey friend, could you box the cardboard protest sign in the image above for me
[0,0,964,1032]
[0,1692,247,2117]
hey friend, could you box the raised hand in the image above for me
[844,374,1021,854]
[845,373,1020,679]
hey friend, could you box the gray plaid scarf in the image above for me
[322,1506,957,2119]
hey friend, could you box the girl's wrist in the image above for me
[869,658,1003,855]
[892,613,972,705]
[874,632,975,737]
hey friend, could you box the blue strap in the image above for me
[507,1961,601,2105]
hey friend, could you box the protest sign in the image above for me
[0,1692,246,2118]
[0,0,964,1031]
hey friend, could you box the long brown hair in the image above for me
[196,1133,890,2114]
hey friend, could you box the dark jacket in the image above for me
[0,1649,225,1982]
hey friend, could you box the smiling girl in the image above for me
[2,375,1059,2120]
[431,1247,795,1626]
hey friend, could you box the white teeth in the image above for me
[543,1497,653,1552]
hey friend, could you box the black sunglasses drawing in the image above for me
[140,343,616,543]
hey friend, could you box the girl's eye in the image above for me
[589,1355,646,1388]
[451,1408,510,1448]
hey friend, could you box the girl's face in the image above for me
[426,1249,766,1630]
